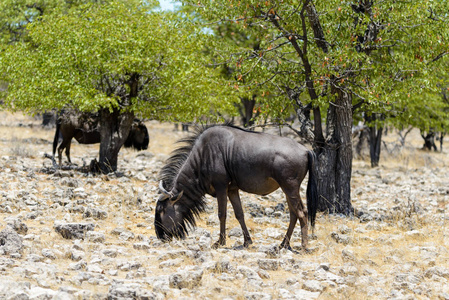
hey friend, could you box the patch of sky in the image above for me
[155,0,213,35]
[158,0,179,11]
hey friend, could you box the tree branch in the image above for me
[305,1,329,53]
[427,51,449,64]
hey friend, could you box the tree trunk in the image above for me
[235,95,258,128]
[421,131,437,151]
[95,108,134,173]
[369,126,383,167]
[315,88,353,215]
[355,128,368,158]
[278,3,352,215]
[364,113,385,167]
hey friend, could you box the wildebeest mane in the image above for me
[158,123,241,238]
[159,133,199,191]
[159,122,244,190]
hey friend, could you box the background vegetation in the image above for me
[0,0,447,208]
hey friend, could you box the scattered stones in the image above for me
[303,280,325,292]
[169,268,203,289]
[54,222,95,239]
[294,289,320,299]
[258,259,279,271]
[108,283,161,299]
[425,267,449,279]
[228,227,243,237]
[41,248,58,260]
[338,225,352,234]
[70,249,85,261]
[5,218,28,235]
[0,117,447,299]
[86,231,105,243]
[0,226,23,255]
[263,228,284,239]
[258,244,280,258]
[102,248,118,258]
[342,249,356,261]
[82,207,108,220]
[330,232,352,245]
[119,231,135,241]
[244,292,272,300]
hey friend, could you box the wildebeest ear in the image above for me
[158,193,169,201]
[171,190,184,204]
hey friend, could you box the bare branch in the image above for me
[427,51,449,65]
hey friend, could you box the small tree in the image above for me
[0,0,235,172]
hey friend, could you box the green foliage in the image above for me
[0,0,98,44]
[184,0,449,130]
[0,0,235,121]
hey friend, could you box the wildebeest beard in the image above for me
[154,212,187,241]
[154,198,199,241]
[155,129,209,241]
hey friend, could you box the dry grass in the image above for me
[0,111,448,298]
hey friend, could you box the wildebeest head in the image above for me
[124,120,149,150]
[154,181,187,241]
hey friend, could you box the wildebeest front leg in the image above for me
[228,188,252,247]
[212,189,228,249]
[65,142,72,164]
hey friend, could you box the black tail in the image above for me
[52,117,62,157]
[124,121,149,150]
[306,150,318,229]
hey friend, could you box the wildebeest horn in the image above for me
[159,180,170,195]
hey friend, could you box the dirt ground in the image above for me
[0,111,448,299]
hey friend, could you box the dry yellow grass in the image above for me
[0,111,448,299]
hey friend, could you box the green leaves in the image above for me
[180,0,449,130]
[1,0,447,129]
[0,0,234,121]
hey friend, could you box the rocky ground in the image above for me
[0,112,448,300]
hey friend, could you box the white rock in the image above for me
[169,268,203,289]
[302,280,325,292]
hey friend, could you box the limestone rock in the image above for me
[0,226,23,255]
[54,222,95,239]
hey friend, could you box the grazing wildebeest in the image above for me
[52,112,149,166]
[155,124,318,250]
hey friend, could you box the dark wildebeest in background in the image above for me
[155,124,318,250]
[52,112,149,166]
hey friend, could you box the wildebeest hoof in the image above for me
[212,241,224,249]
[279,243,292,251]
[243,239,253,248]
[300,247,313,254]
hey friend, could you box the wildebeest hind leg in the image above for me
[57,144,66,166]
[57,146,63,166]
[212,189,228,249]
[281,190,308,250]
[228,188,252,247]
[280,207,298,250]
